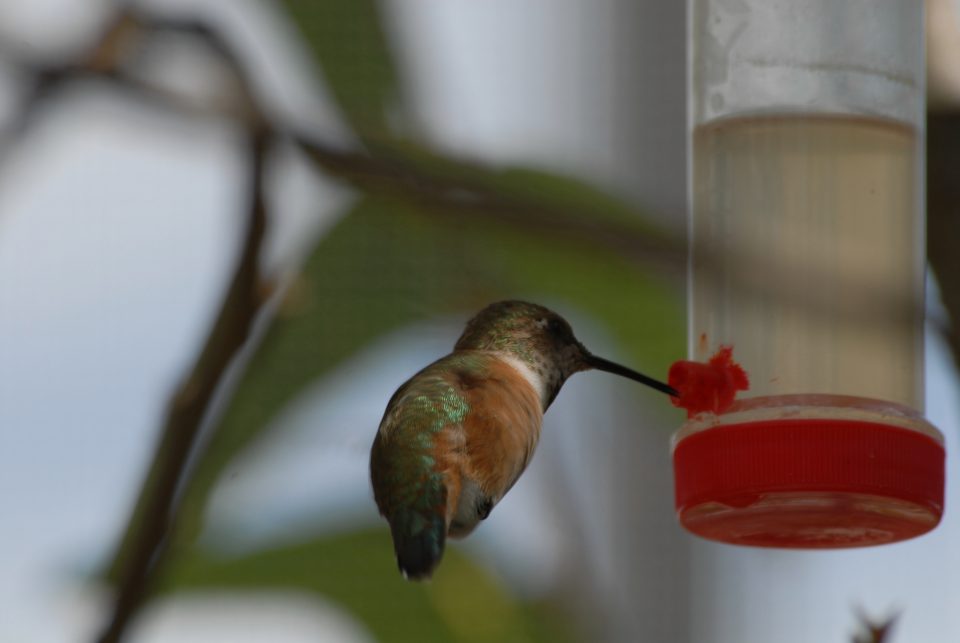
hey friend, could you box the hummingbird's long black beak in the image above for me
[585,354,678,397]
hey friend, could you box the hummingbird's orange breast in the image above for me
[439,353,544,535]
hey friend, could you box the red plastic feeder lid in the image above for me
[673,418,945,548]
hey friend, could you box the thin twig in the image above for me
[852,609,898,643]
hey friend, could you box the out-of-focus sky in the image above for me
[2,1,960,642]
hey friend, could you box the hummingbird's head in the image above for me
[455,300,676,408]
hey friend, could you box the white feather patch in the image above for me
[499,353,546,405]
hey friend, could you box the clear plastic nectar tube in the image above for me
[677,0,944,547]
[689,0,926,423]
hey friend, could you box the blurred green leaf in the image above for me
[281,0,402,139]
[169,185,681,548]
[158,529,575,643]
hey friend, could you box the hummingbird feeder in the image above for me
[674,0,945,548]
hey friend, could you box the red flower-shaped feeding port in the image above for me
[668,346,749,417]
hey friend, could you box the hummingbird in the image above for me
[369,300,677,579]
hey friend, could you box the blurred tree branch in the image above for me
[94,131,270,643]
[0,8,275,642]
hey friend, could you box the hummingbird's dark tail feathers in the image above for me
[390,512,446,580]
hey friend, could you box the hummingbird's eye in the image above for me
[547,317,566,335]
